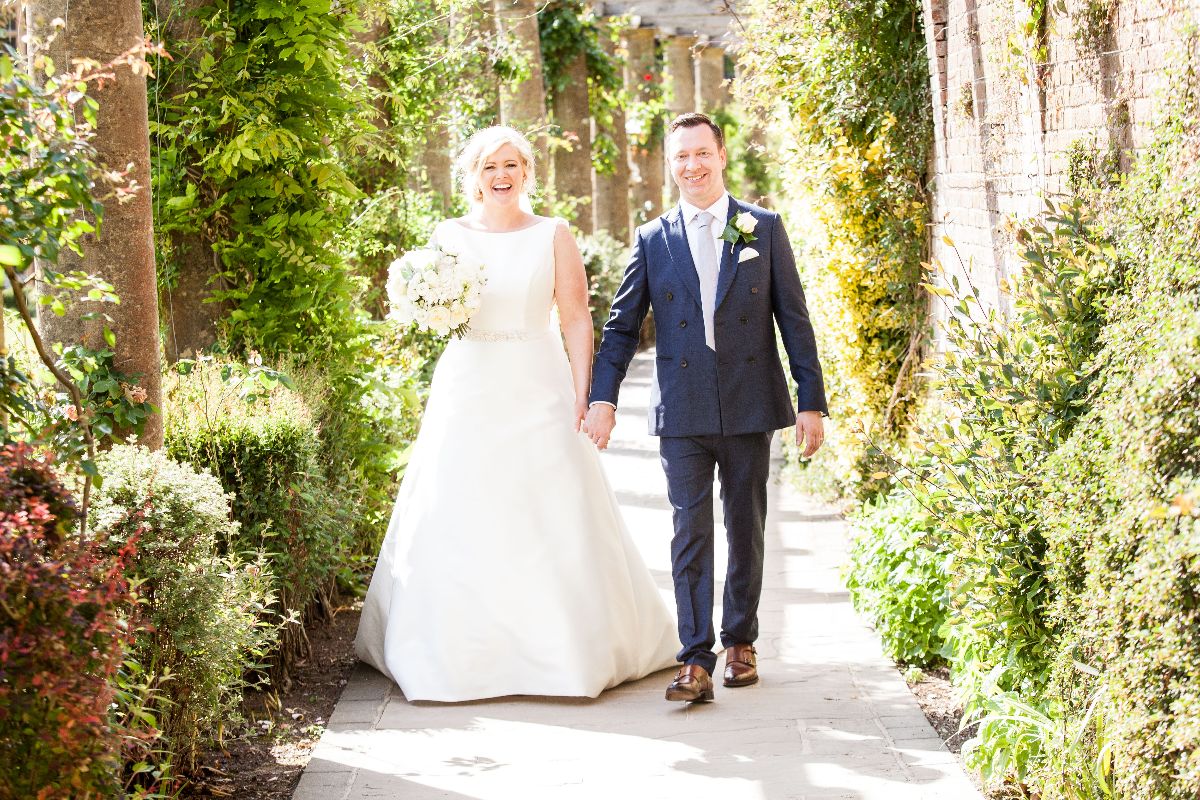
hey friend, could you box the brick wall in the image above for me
[921,0,1198,326]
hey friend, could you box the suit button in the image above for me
[680,358,688,368]
[666,291,674,301]
[679,320,687,328]
[750,287,759,294]
[747,356,757,364]
[739,315,748,324]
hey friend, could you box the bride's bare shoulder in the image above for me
[444,216,475,231]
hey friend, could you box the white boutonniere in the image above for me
[738,247,759,263]
[720,211,759,247]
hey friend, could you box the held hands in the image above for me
[796,410,825,459]
[582,403,617,450]
[572,398,588,434]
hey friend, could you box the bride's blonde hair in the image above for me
[455,126,538,204]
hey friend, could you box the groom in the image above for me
[584,112,828,702]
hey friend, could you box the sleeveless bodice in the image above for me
[433,217,556,336]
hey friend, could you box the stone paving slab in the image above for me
[294,352,982,800]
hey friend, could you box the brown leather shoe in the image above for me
[723,643,758,687]
[665,664,715,702]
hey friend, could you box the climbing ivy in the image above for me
[537,1,625,173]
[738,0,933,498]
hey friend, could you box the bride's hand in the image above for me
[573,398,588,433]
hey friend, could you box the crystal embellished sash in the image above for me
[462,329,544,342]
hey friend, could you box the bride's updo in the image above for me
[455,126,538,204]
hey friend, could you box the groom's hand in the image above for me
[584,403,617,450]
[796,411,825,459]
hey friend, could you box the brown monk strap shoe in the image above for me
[723,643,758,687]
[665,664,715,702]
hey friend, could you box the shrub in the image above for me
[1033,103,1200,799]
[736,0,933,498]
[577,229,630,339]
[0,444,132,799]
[843,493,950,666]
[895,54,1200,798]
[163,359,353,684]
[89,444,276,770]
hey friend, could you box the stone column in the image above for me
[593,20,631,241]
[695,40,727,114]
[623,26,663,226]
[552,50,594,233]
[493,0,549,191]
[662,34,698,204]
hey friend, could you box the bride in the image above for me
[354,126,680,702]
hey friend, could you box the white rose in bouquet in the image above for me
[386,244,488,338]
[449,301,469,327]
[426,305,453,335]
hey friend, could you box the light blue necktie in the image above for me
[692,211,719,351]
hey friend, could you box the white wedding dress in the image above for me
[354,216,679,702]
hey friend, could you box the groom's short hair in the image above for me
[668,112,725,151]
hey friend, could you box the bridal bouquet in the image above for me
[386,245,486,338]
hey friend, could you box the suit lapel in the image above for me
[662,206,703,308]
[714,198,743,310]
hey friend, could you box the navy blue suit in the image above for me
[590,196,827,674]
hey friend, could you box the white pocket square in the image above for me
[738,247,759,263]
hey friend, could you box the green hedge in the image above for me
[163,360,355,685]
[91,443,276,770]
[876,55,1200,799]
[843,493,949,667]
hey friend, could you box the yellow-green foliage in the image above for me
[738,0,932,497]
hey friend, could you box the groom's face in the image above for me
[668,124,727,209]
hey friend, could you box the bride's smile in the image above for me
[480,144,525,204]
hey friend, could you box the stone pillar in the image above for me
[593,20,631,241]
[662,34,698,204]
[695,40,727,114]
[493,0,549,191]
[552,51,594,233]
[624,26,663,226]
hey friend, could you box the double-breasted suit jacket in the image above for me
[590,196,828,430]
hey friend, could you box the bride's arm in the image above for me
[552,219,593,433]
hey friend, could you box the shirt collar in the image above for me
[679,192,730,228]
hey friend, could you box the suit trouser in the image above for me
[659,431,772,675]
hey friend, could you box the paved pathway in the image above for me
[294,351,982,800]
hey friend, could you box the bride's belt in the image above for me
[461,328,546,342]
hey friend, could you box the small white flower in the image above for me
[734,211,758,235]
[738,247,760,263]
[388,293,416,324]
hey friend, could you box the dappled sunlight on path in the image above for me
[294,351,982,800]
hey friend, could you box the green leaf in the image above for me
[0,245,23,266]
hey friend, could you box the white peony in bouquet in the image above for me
[386,245,486,338]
